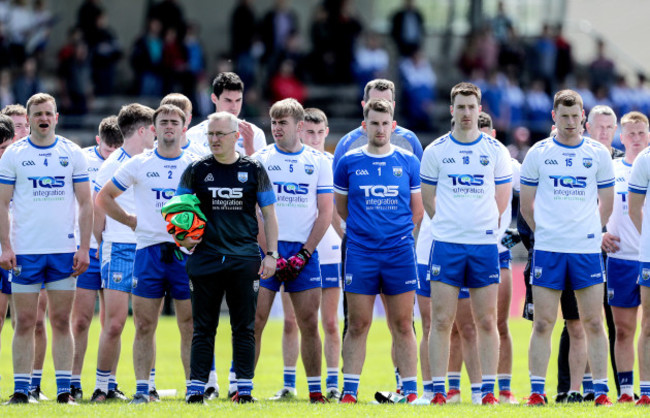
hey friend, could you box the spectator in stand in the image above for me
[529,24,556,92]
[589,39,616,91]
[482,71,507,132]
[324,0,362,84]
[7,0,34,66]
[89,11,122,97]
[554,24,573,85]
[399,47,436,131]
[184,22,205,110]
[491,1,512,45]
[161,27,187,95]
[502,72,525,130]
[634,73,650,116]
[458,26,498,77]
[147,0,186,39]
[389,0,425,57]
[610,74,635,117]
[259,0,298,64]
[130,17,164,96]
[575,76,597,113]
[497,26,525,77]
[353,31,389,96]
[0,22,11,71]
[269,58,306,104]
[0,69,13,107]
[77,0,103,46]
[507,126,531,163]
[594,85,614,109]
[525,79,553,141]
[14,57,43,107]
[57,38,90,115]
[230,0,259,87]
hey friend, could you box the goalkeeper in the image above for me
[174,111,278,404]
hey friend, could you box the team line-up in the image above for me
[0,73,648,407]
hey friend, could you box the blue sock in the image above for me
[14,373,31,395]
[326,368,338,390]
[640,381,650,396]
[432,376,446,396]
[149,368,156,390]
[211,357,216,372]
[402,377,417,396]
[55,370,72,396]
[471,383,481,398]
[481,375,496,397]
[109,375,117,391]
[394,368,402,392]
[583,373,594,394]
[307,376,321,395]
[498,374,511,391]
[71,375,81,390]
[618,371,633,392]
[423,380,434,395]
[188,380,205,396]
[283,366,296,389]
[593,378,608,398]
[447,372,461,391]
[30,369,43,391]
[136,380,149,395]
[229,360,237,388]
[95,369,110,393]
[237,378,253,396]
[530,375,545,395]
[343,374,360,397]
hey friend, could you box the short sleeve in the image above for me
[419,146,439,186]
[317,154,333,194]
[176,162,195,195]
[72,146,89,183]
[256,163,276,207]
[409,155,421,193]
[252,125,267,154]
[511,159,521,193]
[0,147,16,185]
[520,148,540,187]
[494,145,513,185]
[111,157,138,191]
[596,147,615,189]
[630,153,650,195]
[333,156,349,195]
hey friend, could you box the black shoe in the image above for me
[149,389,160,402]
[228,390,237,398]
[555,392,568,403]
[186,393,205,404]
[583,392,595,402]
[129,393,149,404]
[567,392,583,403]
[70,386,83,401]
[90,389,107,403]
[29,385,48,402]
[107,387,128,401]
[4,392,30,405]
[57,392,78,405]
[232,393,255,403]
[204,386,218,400]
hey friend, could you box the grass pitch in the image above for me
[0,314,645,416]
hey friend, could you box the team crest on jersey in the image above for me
[13,265,21,276]
[480,155,489,166]
[237,172,248,183]
[583,158,593,168]
[642,268,650,281]
[112,272,122,283]
[393,166,403,177]
[345,274,352,285]
[204,173,214,182]
[59,156,69,167]
[304,164,314,175]
[534,267,542,279]
[431,265,441,276]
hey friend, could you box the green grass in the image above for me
[0,315,645,416]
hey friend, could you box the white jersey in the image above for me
[420,132,513,245]
[520,136,615,254]
[154,137,205,158]
[497,158,521,253]
[416,213,433,264]
[186,119,267,157]
[253,144,333,243]
[628,148,650,261]
[315,152,341,264]
[0,136,89,254]
[94,148,137,244]
[76,145,105,249]
[607,158,639,261]
[111,149,197,249]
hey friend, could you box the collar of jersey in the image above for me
[552,137,584,148]
[449,132,482,146]
[274,143,304,155]
[622,159,632,167]
[361,144,395,158]
[94,146,105,160]
[27,135,58,149]
[155,148,184,160]
[119,147,131,158]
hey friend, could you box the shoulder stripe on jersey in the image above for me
[333,186,348,195]
[111,177,127,191]
[520,179,538,186]
[629,185,647,194]
[420,176,437,186]
[317,188,334,194]
[72,176,89,183]
[0,178,15,185]
[495,178,512,185]
[597,181,615,189]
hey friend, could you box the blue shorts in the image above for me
[344,243,417,296]
[101,242,136,293]
[499,250,512,270]
[531,250,605,291]
[261,241,322,293]
[638,262,650,288]
[0,268,9,294]
[417,264,469,298]
[132,243,190,300]
[606,257,640,308]
[77,248,101,291]
[429,241,500,289]
[321,263,341,288]
[11,253,75,286]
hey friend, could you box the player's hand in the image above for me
[176,235,202,251]
[286,248,312,280]
[258,255,277,279]
[126,214,137,231]
[501,228,522,249]
[602,232,620,253]
[239,120,255,155]
[72,249,90,277]
[0,248,16,271]
[274,256,293,282]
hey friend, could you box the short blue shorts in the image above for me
[638,262,650,288]
[132,243,190,300]
[531,250,604,291]
[417,263,469,298]
[11,253,75,286]
[0,268,9,294]
[101,242,136,293]
[606,257,640,308]
[499,250,512,270]
[261,241,322,293]
[344,243,417,296]
[77,248,101,291]
[321,263,341,289]
[429,241,500,289]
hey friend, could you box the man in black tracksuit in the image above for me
[176,111,279,404]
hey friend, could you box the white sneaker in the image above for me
[269,388,297,401]
[410,396,433,405]
[471,392,482,405]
